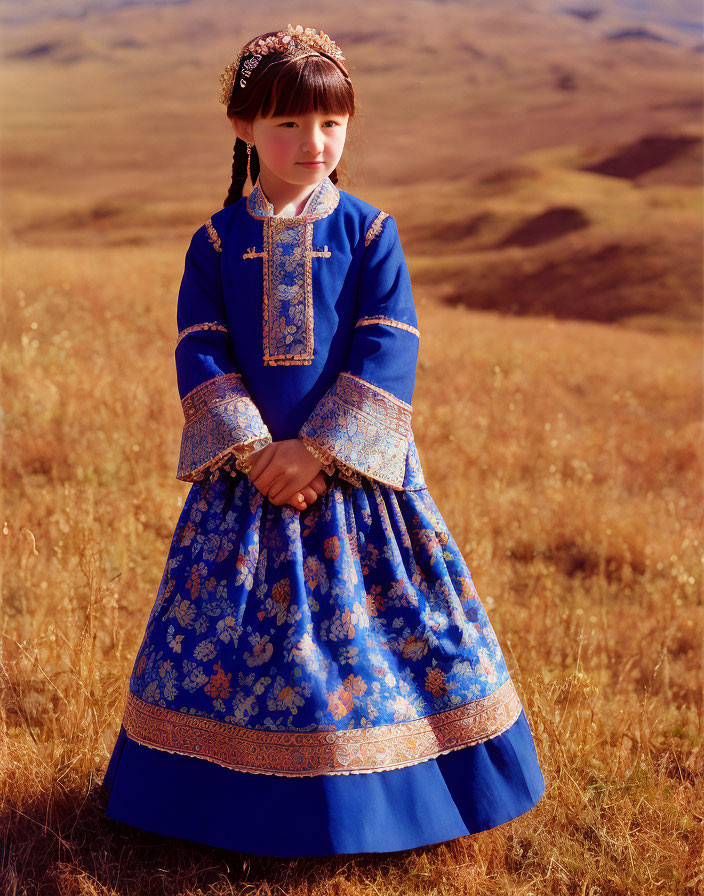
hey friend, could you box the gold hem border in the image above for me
[121,677,523,777]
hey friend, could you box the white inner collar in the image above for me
[273,185,320,218]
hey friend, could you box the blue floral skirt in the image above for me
[102,468,545,856]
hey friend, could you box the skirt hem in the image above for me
[101,707,545,857]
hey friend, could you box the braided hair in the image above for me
[223,41,355,208]
[224,139,260,208]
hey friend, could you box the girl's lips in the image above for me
[298,161,325,166]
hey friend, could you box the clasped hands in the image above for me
[244,438,329,510]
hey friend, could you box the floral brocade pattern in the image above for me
[298,372,412,489]
[177,372,272,482]
[244,176,340,366]
[246,175,339,224]
[125,468,518,776]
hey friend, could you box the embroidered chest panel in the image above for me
[244,177,340,367]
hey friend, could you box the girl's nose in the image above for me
[302,128,325,153]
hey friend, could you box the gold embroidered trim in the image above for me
[242,178,339,366]
[299,434,413,490]
[181,371,245,425]
[299,435,365,487]
[176,322,229,348]
[299,437,337,477]
[343,372,413,412]
[265,219,311,366]
[176,371,273,481]
[246,175,340,223]
[204,218,222,253]
[230,437,272,475]
[355,316,420,338]
[365,211,389,246]
[184,436,273,482]
[243,246,264,260]
[121,677,523,777]
[244,222,332,366]
[298,372,413,489]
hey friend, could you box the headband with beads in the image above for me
[218,23,349,106]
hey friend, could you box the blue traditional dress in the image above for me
[101,175,545,857]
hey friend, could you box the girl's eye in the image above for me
[278,120,340,128]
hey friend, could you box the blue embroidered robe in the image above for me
[174,175,425,490]
[101,175,545,856]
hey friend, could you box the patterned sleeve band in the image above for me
[298,372,413,489]
[354,316,420,338]
[176,372,272,482]
[176,322,229,348]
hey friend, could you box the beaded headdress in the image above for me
[218,23,348,106]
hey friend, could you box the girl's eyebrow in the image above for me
[271,113,346,119]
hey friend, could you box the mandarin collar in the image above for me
[246,175,340,222]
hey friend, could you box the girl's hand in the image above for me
[246,439,325,506]
[282,471,328,511]
[243,441,278,482]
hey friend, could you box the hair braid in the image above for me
[223,138,249,208]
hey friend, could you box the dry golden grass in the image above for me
[1,240,702,894]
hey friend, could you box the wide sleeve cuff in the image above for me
[297,372,412,489]
[176,371,273,482]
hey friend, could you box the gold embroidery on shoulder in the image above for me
[204,218,222,253]
[355,316,420,338]
[364,211,389,246]
[176,322,229,348]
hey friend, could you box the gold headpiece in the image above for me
[218,23,348,106]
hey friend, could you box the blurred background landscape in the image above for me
[1,1,702,894]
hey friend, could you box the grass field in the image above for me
[1,242,702,893]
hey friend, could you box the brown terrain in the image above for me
[1,0,702,894]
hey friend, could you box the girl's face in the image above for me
[233,110,349,190]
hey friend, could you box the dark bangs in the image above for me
[259,55,354,119]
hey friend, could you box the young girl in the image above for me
[101,24,545,857]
